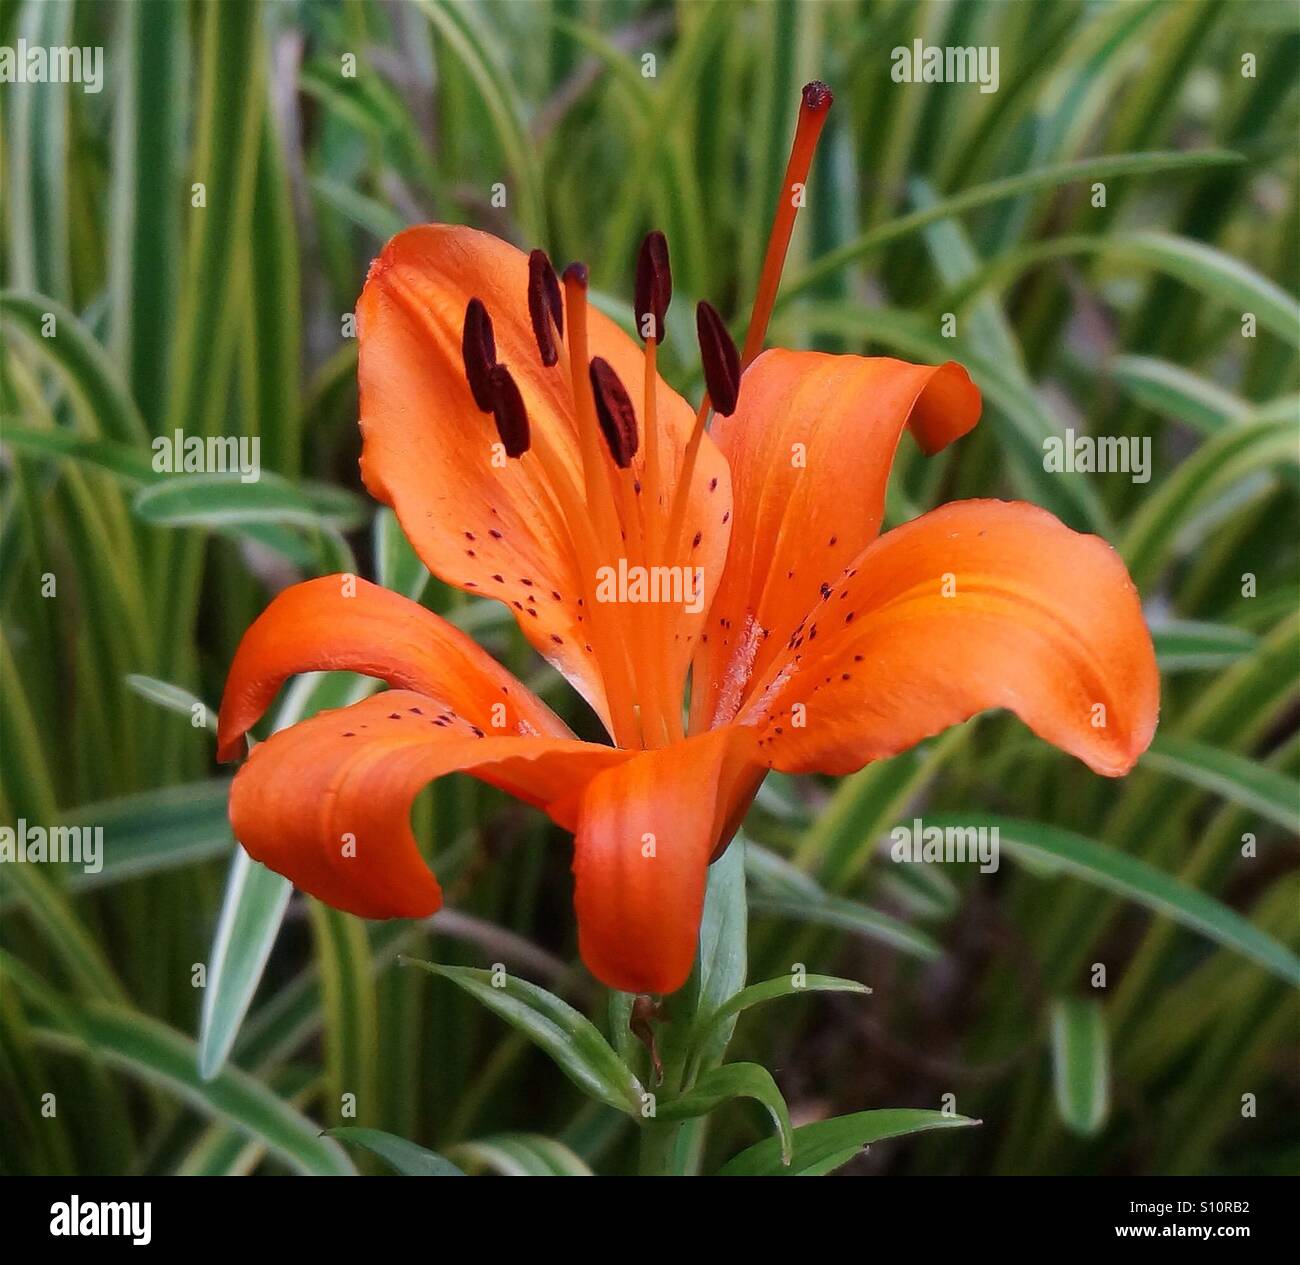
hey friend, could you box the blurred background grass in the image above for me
[1,0,1297,1176]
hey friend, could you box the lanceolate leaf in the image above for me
[719,1108,979,1177]
[126,674,217,731]
[656,1063,794,1166]
[328,1127,464,1176]
[450,1133,594,1176]
[781,149,1243,300]
[692,974,870,1054]
[927,815,1300,987]
[198,851,293,1081]
[0,294,148,442]
[61,779,231,893]
[1050,998,1110,1137]
[1121,418,1297,587]
[1151,621,1258,672]
[198,675,379,1079]
[402,959,644,1116]
[1139,735,1300,832]
[133,473,366,531]
[940,231,1300,342]
[749,891,942,962]
[687,836,749,1069]
[32,1003,354,1175]
[1108,355,1250,434]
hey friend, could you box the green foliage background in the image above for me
[0,0,1297,1176]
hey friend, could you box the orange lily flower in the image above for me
[217,84,1158,996]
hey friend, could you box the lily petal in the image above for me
[216,574,568,762]
[691,349,979,731]
[229,691,629,919]
[746,500,1158,778]
[356,224,731,731]
[571,725,760,994]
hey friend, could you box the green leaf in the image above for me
[328,1127,464,1176]
[749,891,942,962]
[107,0,186,431]
[927,815,1300,987]
[126,674,216,731]
[402,959,644,1115]
[941,232,1300,343]
[0,294,148,442]
[692,974,870,1054]
[0,423,344,571]
[132,472,366,531]
[718,1108,979,1176]
[1121,418,1297,588]
[451,1133,594,1176]
[782,150,1243,302]
[1152,621,1259,672]
[311,177,406,241]
[32,1002,354,1175]
[374,507,429,602]
[1050,998,1110,1137]
[0,420,156,482]
[5,1,71,298]
[687,835,748,1068]
[61,779,232,894]
[657,1063,794,1166]
[198,851,293,1081]
[1109,355,1250,434]
[417,0,544,241]
[194,671,355,1081]
[1140,735,1300,831]
[310,903,378,1145]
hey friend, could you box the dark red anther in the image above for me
[562,261,589,289]
[488,364,530,459]
[634,230,672,343]
[802,80,833,113]
[527,249,563,366]
[588,356,639,468]
[462,297,497,413]
[696,301,741,417]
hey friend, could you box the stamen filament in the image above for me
[641,338,662,560]
[563,268,646,747]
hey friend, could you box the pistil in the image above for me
[740,80,833,367]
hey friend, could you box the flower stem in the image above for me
[637,1117,684,1176]
[634,991,693,1175]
